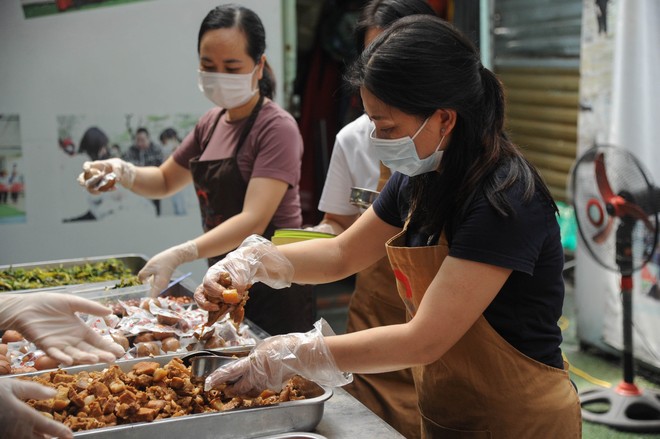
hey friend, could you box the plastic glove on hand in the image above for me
[77,158,136,194]
[138,241,198,297]
[0,293,125,366]
[0,379,74,439]
[205,319,352,394]
[196,235,295,312]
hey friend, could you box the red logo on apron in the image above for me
[393,268,416,316]
[393,269,413,299]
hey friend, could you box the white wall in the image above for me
[0,0,285,283]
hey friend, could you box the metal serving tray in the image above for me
[7,355,332,439]
[0,254,197,298]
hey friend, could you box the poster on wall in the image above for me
[0,114,26,225]
[20,0,152,19]
[58,113,199,223]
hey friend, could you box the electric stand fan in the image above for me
[571,144,660,432]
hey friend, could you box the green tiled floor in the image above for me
[315,275,660,438]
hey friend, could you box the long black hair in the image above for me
[354,0,437,53]
[347,15,556,238]
[79,126,109,161]
[198,4,276,99]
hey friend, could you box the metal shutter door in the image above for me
[493,0,582,202]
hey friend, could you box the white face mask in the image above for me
[197,66,258,109]
[369,118,446,176]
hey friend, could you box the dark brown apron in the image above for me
[190,97,315,336]
[385,224,582,438]
[344,162,420,439]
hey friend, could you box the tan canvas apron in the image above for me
[189,98,315,335]
[344,162,420,439]
[386,225,581,438]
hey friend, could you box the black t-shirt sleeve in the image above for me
[373,172,409,228]
[449,187,552,275]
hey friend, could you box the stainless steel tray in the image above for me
[0,254,196,298]
[6,355,332,439]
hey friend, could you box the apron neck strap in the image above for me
[234,94,265,157]
[200,94,266,155]
[201,109,225,152]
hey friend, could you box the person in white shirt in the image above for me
[312,2,437,437]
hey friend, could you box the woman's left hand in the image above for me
[0,293,125,366]
[205,319,352,394]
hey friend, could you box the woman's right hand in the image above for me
[77,158,136,193]
[194,235,295,311]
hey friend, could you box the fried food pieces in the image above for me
[23,358,309,432]
[194,272,250,328]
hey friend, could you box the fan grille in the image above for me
[570,145,658,273]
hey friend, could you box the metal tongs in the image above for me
[182,347,252,384]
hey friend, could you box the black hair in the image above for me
[136,127,149,137]
[159,127,180,143]
[346,15,556,238]
[355,0,437,53]
[198,4,276,99]
[79,126,109,161]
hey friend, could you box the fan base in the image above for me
[580,383,660,432]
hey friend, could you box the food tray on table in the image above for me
[4,354,332,439]
[0,254,164,295]
[0,253,270,376]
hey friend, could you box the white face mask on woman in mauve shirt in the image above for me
[369,117,446,177]
[197,65,258,109]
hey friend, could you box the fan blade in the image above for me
[616,200,655,232]
[593,216,614,244]
[594,152,616,201]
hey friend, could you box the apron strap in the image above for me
[200,109,226,152]
[234,94,265,157]
[198,94,265,155]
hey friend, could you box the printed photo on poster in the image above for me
[0,114,26,225]
[58,113,199,223]
[20,0,152,19]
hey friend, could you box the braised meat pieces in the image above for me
[194,272,250,327]
[24,358,308,432]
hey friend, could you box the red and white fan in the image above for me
[570,144,660,432]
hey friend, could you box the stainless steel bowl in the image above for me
[349,187,379,209]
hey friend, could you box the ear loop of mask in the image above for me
[436,128,446,152]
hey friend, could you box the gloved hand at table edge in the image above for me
[204,318,352,394]
[138,241,198,297]
[0,293,125,366]
[195,235,294,311]
[77,158,137,194]
[0,379,74,439]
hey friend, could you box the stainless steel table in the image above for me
[313,387,405,438]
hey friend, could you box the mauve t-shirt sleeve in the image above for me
[172,109,217,169]
[249,113,302,187]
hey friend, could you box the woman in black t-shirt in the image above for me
[198,15,581,438]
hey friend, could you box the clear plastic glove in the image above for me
[205,319,352,394]
[0,379,74,439]
[196,235,295,311]
[77,158,137,193]
[0,293,125,366]
[138,241,198,297]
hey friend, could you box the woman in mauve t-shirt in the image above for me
[77,4,314,335]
